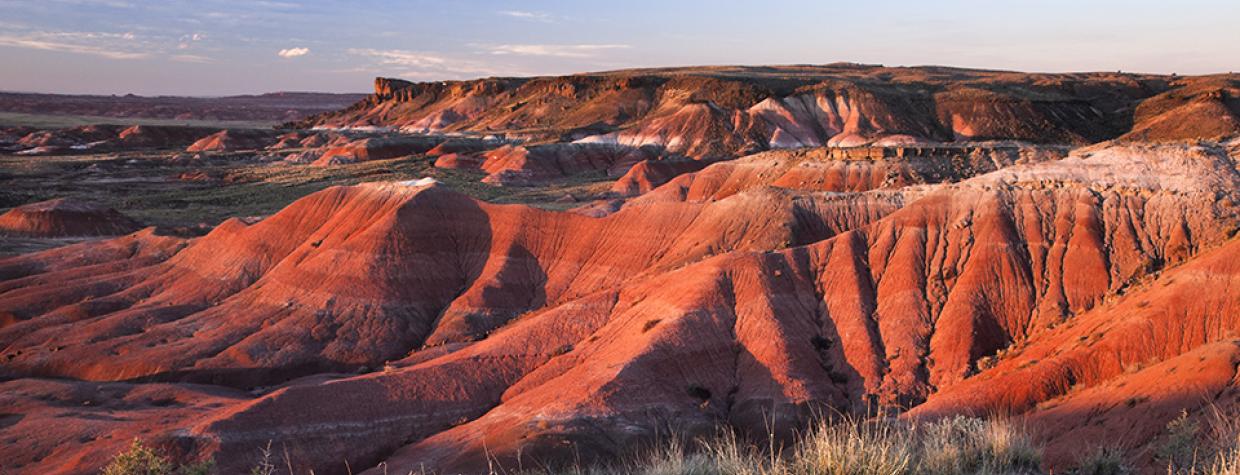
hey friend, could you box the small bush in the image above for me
[102,439,213,475]
[102,439,174,475]
[1160,410,1203,473]
[1074,447,1130,475]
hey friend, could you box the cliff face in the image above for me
[297,65,1239,157]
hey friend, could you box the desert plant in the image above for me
[103,439,175,475]
[250,441,277,475]
[102,438,214,475]
[917,416,1040,475]
[1073,447,1130,475]
[1204,433,1239,475]
[792,418,914,475]
[1160,410,1204,474]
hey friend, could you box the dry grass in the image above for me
[510,416,1040,475]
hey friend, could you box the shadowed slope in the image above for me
[0,180,897,387]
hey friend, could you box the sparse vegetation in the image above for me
[504,416,1040,475]
[1160,410,1204,473]
[101,439,213,475]
[96,411,1240,475]
[1072,446,1130,475]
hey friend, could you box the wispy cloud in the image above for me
[0,31,149,59]
[48,0,134,8]
[170,53,212,63]
[277,47,309,58]
[497,10,554,22]
[178,32,205,49]
[347,48,532,80]
[487,44,629,58]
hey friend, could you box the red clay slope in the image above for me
[0,141,1236,474]
[0,198,143,238]
[0,181,898,387]
[356,143,1236,474]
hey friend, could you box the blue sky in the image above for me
[0,0,1237,95]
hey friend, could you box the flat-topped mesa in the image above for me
[373,77,415,99]
[368,76,527,104]
[304,66,1237,156]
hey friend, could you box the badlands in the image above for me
[0,64,1238,474]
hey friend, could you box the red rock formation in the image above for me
[115,125,218,148]
[16,125,121,149]
[0,180,897,386]
[610,159,710,197]
[185,129,281,152]
[474,143,667,186]
[309,136,442,166]
[629,144,1067,206]
[357,144,1236,474]
[0,140,1235,474]
[6,125,228,154]
[1121,77,1240,141]
[0,198,142,238]
[296,66,1240,157]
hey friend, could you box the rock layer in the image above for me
[1,141,1237,474]
[298,66,1240,157]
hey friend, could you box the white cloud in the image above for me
[487,44,629,58]
[497,10,554,22]
[277,47,310,58]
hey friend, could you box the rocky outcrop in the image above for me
[610,158,710,197]
[309,136,444,166]
[471,143,672,186]
[4,125,220,154]
[298,66,1240,158]
[186,129,282,152]
[628,144,1068,205]
[1121,77,1240,141]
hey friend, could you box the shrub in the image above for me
[102,439,174,475]
[1073,447,1130,475]
[102,439,214,475]
[1160,410,1203,473]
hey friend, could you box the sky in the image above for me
[0,0,1237,96]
